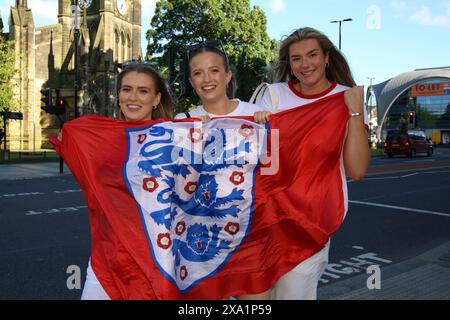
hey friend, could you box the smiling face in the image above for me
[118,71,161,122]
[289,38,330,94]
[189,51,232,104]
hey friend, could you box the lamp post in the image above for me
[366,77,376,148]
[73,0,80,119]
[330,18,353,50]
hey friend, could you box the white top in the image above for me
[258,80,368,222]
[259,81,368,124]
[174,99,267,119]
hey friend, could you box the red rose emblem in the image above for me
[175,221,186,235]
[180,266,188,280]
[189,128,203,143]
[157,233,172,250]
[225,222,240,235]
[137,134,147,144]
[142,177,159,192]
[239,124,254,138]
[229,171,244,185]
[184,181,197,194]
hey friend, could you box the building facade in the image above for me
[366,67,450,145]
[1,0,141,150]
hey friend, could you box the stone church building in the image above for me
[1,0,142,150]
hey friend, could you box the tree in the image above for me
[0,33,17,114]
[146,0,278,113]
[0,30,18,136]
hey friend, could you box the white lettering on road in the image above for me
[319,246,392,284]
[26,206,87,216]
[349,200,450,218]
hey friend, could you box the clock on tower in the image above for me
[116,0,128,15]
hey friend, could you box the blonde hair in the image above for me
[275,27,356,87]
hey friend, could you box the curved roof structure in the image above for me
[369,67,450,136]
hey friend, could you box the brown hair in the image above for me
[187,44,236,99]
[275,27,356,87]
[117,63,173,119]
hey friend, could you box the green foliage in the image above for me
[146,0,278,113]
[0,34,17,114]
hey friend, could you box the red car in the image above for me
[384,130,433,158]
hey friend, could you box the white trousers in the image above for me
[80,258,110,300]
[271,240,330,300]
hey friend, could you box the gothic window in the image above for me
[115,29,120,63]
[127,34,132,60]
[121,32,126,62]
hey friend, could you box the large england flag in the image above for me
[51,91,350,300]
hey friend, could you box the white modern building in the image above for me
[366,67,450,145]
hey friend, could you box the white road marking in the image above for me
[0,189,81,198]
[0,192,45,198]
[349,169,450,182]
[54,189,81,194]
[26,206,87,216]
[401,172,419,178]
[349,200,450,218]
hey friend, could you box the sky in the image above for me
[0,0,449,89]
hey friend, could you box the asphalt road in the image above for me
[321,166,450,289]
[0,176,88,299]
[0,149,449,299]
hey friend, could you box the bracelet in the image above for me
[350,112,362,117]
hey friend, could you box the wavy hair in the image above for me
[275,27,356,87]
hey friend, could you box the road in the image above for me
[319,148,450,299]
[0,148,449,299]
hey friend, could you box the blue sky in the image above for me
[1,0,449,89]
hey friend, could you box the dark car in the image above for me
[384,130,433,158]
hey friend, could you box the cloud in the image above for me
[410,5,450,27]
[269,0,286,13]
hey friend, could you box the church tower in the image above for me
[4,0,142,150]
[63,0,142,117]
[8,0,36,150]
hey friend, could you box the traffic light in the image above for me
[54,89,66,115]
[55,97,67,115]
[40,88,54,114]
[408,111,415,127]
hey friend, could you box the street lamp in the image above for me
[330,18,353,50]
[72,0,81,119]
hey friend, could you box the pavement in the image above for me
[0,162,70,180]
[1,161,449,300]
[318,241,450,300]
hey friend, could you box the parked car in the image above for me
[384,130,433,157]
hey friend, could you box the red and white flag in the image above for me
[51,91,350,299]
